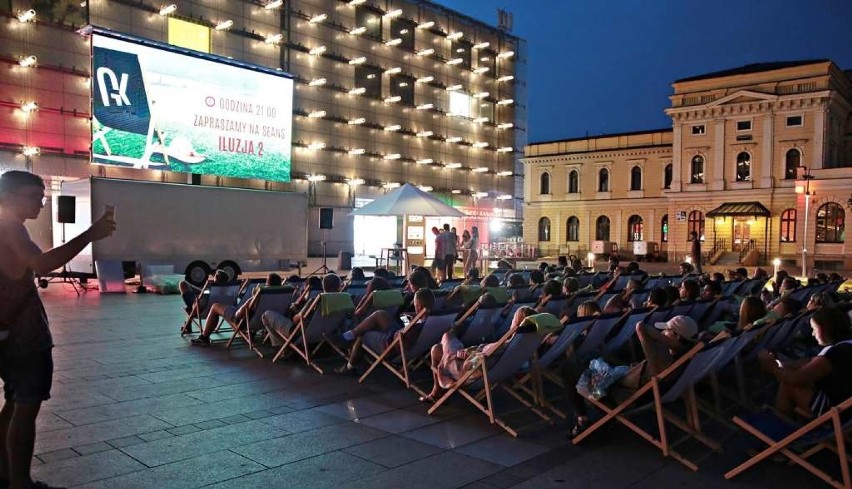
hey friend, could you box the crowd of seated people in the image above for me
[177,256,851,479]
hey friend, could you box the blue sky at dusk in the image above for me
[441,0,852,143]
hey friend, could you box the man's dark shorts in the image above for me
[0,345,53,404]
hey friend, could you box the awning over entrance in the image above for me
[706,201,771,218]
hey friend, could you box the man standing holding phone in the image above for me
[0,171,116,489]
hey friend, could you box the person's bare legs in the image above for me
[343,311,395,367]
[424,343,445,399]
[7,401,40,489]
[775,381,814,418]
[201,303,227,337]
[0,400,11,482]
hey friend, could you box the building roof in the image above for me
[675,60,830,83]
[529,127,672,147]
[706,202,771,218]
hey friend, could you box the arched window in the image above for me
[784,149,800,180]
[598,168,609,192]
[661,214,669,243]
[690,155,705,184]
[568,170,579,194]
[630,166,642,191]
[780,208,797,242]
[539,172,551,195]
[736,152,751,182]
[816,203,845,243]
[595,215,610,241]
[627,215,644,242]
[688,210,705,241]
[566,216,580,242]
[538,217,551,241]
[664,164,673,189]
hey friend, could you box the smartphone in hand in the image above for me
[104,204,116,220]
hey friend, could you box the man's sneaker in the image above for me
[190,335,211,346]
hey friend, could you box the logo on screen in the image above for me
[96,67,131,107]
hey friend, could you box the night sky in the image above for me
[441,0,852,143]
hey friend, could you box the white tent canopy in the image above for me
[351,183,466,217]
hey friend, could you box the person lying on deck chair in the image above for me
[758,307,852,418]
[180,269,229,315]
[419,306,538,403]
[190,273,282,346]
[260,274,342,348]
[334,288,435,375]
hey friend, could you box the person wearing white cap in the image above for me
[621,315,699,389]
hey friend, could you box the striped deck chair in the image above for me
[427,328,550,437]
[272,292,354,373]
[456,303,503,346]
[225,286,295,354]
[725,396,852,488]
[358,309,457,397]
[181,280,241,335]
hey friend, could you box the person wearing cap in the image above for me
[620,315,699,389]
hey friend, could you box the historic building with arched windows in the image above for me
[523,60,852,272]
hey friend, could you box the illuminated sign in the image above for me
[92,34,293,182]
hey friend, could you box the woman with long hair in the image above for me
[463,226,480,275]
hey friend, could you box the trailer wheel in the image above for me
[185,261,211,287]
[218,261,241,281]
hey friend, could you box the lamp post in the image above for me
[799,165,814,279]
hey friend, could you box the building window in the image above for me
[780,208,797,242]
[539,172,551,195]
[595,215,611,241]
[786,115,803,127]
[630,166,642,191]
[816,203,845,244]
[448,90,472,118]
[568,170,579,193]
[451,40,472,68]
[355,65,382,98]
[690,155,705,184]
[566,216,580,242]
[356,7,382,39]
[598,168,609,192]
[627,215,644,242]
[538,217,551,241]
[391,18,415,50]
[736,152,752,182]
[688,211,705,241]
[664,163,673,189]
[477,53,496,78]
[475,100,494,121]
[691,125,705,135]
[390,74,415,105]
[736,120,752,132]
[661,214,669,243]
[784,149,800,180]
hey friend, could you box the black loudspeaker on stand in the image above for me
[51,196,84,294]
[311,208,333,275]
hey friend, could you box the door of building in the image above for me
[732,219,751,252]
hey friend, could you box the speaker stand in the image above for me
[310,229,332,276]
[56,223,84,295]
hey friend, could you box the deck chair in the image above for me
[427,329,550,437]
[357,289,405,318]
[344,284,369,305]
[456,303,503,346]
[271,292,354,373]
[494,299,539,338]
[644,276,668,290]
[574,311,628,363]
[540,296,569,319]
[601,308,653,359]
[788,286,817,304]
[358,309,457,396]
[575,273,597,289]
[439,278,463,291]
[225,286,294,354]
[182,280,241,335]
[722,280,743,296]
[666,301,694,321]
[596,292,619,310]
[725,396,852,488]
[565,291,598,318]
[686,299,716,325]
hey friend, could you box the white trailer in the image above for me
[55,178,308,285]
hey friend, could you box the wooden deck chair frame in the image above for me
[725,396,852,489]
[571,341,707,470]
[427,331,552,437]
[356,308,434,396]
[182,280,241,335]
[272,295,351,374]
[225,288,293,355]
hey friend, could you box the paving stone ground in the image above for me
[22,285,831,488]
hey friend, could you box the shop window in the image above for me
[784,149,800,180]
[595,215,610,241]
[736,152,751,182]
[780,208,797,242]
[690,155,705,184]
[566,216,579,242]
[627,215,643,242]
[538,217,551,241]
[816,203,845,243]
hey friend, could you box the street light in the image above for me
[798,165,814,278]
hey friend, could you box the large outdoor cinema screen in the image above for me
[91,33,293,182]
